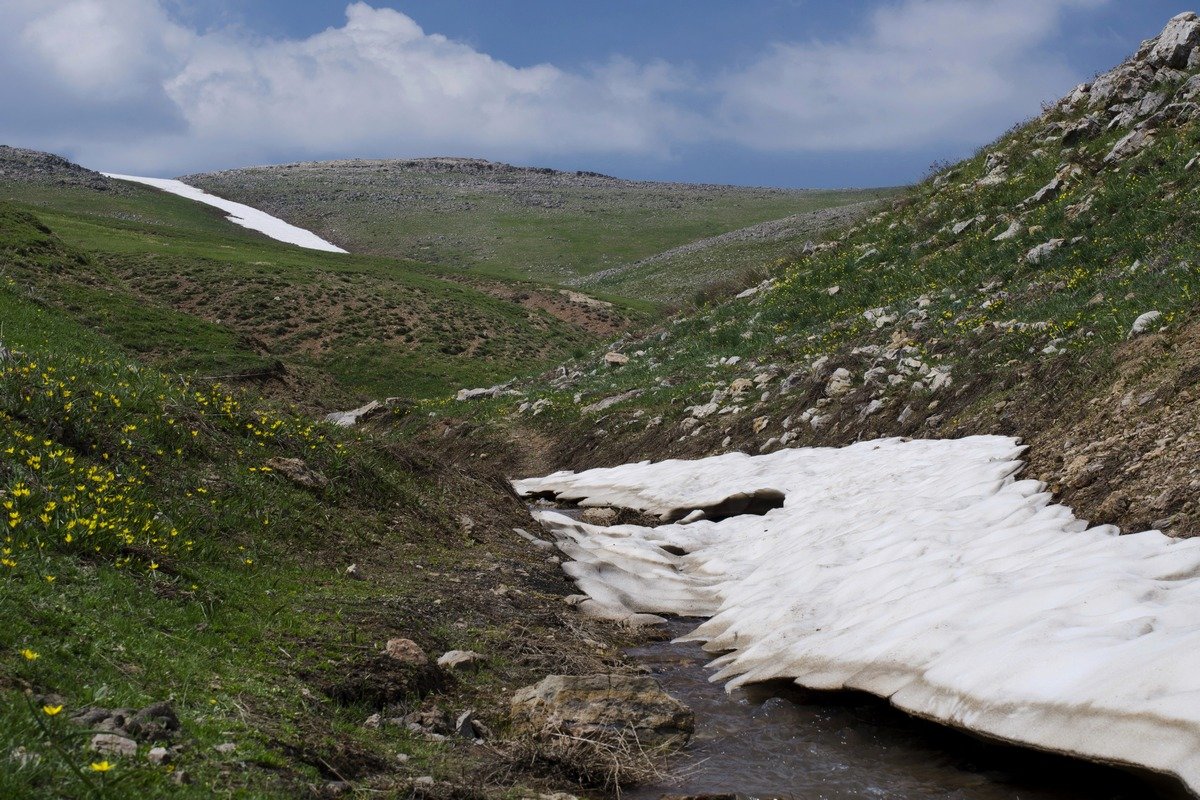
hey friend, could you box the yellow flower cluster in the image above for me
[1,346,341,576]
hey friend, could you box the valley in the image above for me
[4,10,1200,800]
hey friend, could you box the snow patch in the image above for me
[102,174,348,253]
[515,436,1200,793]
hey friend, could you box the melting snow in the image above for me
[102,174,348,253]
[515,436,1200,793]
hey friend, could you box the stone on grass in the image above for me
[384,638,428,667]
[1129,311,1163,338]
[437,650,485,670]
[1025,239,1065,265]
[264,457,329,490]
[91,734,137,758]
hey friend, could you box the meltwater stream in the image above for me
[624,618,1177,800]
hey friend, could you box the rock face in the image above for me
[1148,12,1200,68]
[511,674,693,748]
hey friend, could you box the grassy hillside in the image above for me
[1,153,618,405]
[441,15,1200,541]
[578,200,881,305]
[0,226,637,798]
[186,158,895,300]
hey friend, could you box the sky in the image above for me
[0,1,1190,187]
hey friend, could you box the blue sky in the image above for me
[0,1,1190,187]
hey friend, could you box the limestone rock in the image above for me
[265,457,329,490]
[1025,239,1065,265]
[325,400,384,427]
[581,390,642,414]
[384,638,428,667]
[993,220,1022,242]
[1148,12,1200,68]
[437,650,485,670]
[1104,129,1154,165]
[511,674,693,748]
[1129,310,1163,338]
[825,368,853,398]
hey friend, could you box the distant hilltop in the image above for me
[0,144,120,192]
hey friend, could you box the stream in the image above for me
[624,618,1181,800]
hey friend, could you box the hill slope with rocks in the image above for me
[438,12,1200,542]
[186,157,895,303]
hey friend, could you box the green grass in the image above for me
[1,181,599,403]
[458,67,1200,460]
[187,161,895,300]
[0,281,592,798]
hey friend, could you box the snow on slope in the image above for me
[102,174,347,253]
[514,436,1200,793]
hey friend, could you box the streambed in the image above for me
[624,619,1174,800]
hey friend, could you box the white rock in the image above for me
[825,368,853,398]
[1024,239,1065,265]
[438,650,485,669]
[1129,310,1163,337]
[325,400,384,427]
[1148,12,1200,68]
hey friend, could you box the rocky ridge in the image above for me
[0,145,122,192]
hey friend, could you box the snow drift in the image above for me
[514,436,1200,793]
[102,174,347,253]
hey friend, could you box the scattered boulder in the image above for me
[825,368,853,398]
[581,389,642,414]
[90,734,137,758]
[325,400,384,427]
[1061,116,1101,146]
[511,674,693,748]
[384,638,429,667]
[265,457,329,490]
[1129,310,1163,337]
[1104,129,1155,165]
[437,650,485,670]
[1025,239,1066,265]
[455,384,509,401]
[603,352,630,367]
[993,220,1022,241]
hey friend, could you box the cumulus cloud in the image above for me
[0,0,1108,174]
[716,0,1108,151]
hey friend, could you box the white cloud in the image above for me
[716,0,1108,151]
[0,0,1110,174]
